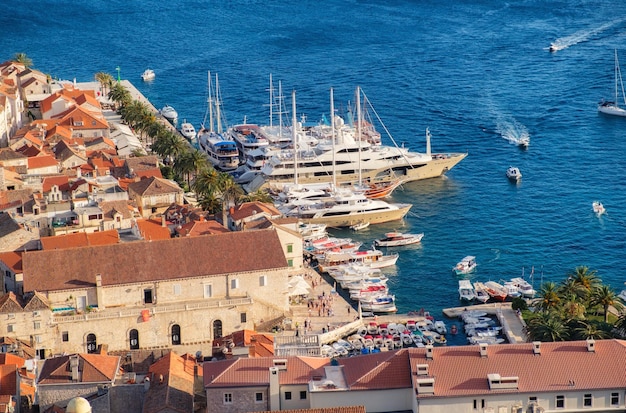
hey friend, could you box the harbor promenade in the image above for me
[285,268,528,345]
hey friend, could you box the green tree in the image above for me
[525,311,569,342]
[108,82,132,108]
[536,282,561,312]
[175,150,208,187]
[590,285,623,323]
[573,321,610,340]
[13,52,32,68]
[94,72,114,98]
[569,266,601,295]
[239,189,273,204]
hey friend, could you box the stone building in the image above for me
[10,229,297,358]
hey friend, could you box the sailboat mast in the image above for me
[356,86,362,185]
[330,87,336,189]
[208,71,214,133]
[268,74,274,128]
[215,73,222,134]
[292,89,298,186]
[278,81,284,141]
[615,49,619,106]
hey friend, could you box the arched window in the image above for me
[129,329,139,350]
[86,333,97,353]
[213,320,222,339]
[171,324,181,345]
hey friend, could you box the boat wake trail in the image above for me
[486,249,500,264]
[495,119,530,147]
[548,17,626,52]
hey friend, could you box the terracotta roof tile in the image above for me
[41,175,69,193]
[135,218,172,241]
[27,155,58,169]
[0,251,23,272]
[40,229,120,250]
[0,365,17,396]
[408,340,626,398]
[230,201,281,221]
[38,353,120,385]
[23,230,288,292]
[128,176,181,197]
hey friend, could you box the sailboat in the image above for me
[278,89,412,228]
[598,49,626,117]
[197,72,239,171]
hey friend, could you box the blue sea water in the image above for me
[3,1,626,341]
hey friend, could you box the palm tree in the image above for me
[94,72,114,99]
[535,282,561,312]
[239,189,273,204]
[558,277,585,301]
[590,285,623,323]
[569,266,600,295]
[573,321,610,340]
[108,82,132,109]
[12,52,32,68]
[524,311,569,342]
[192,167,221,200]
[175,150,208,187]
[560,293,586,321]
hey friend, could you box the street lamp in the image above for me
[115,66,121,83]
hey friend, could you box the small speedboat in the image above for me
[141,69,155,81]
[506,166,522,181]
[373,232,424,247]
[453,256,477,275]
[592,201,605,216]
[180,121,197,141]
[350,221,370,231]
[160,105,178,121]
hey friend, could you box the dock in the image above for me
[443,302,527,344]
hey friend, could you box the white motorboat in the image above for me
[373,232,424,247]
[141,69,155,81]
[510,277,536,298]
[350,221,370,231]
[592,201,606,216]
[453,256,477,275]
[472,282,491,303]
[180,121,197,141]
[598,49,626,117]
[434,320,447,335]
[160,105,178,121]
[458,279,476,302]
[506,166,522,181]
[319,249,399,273]
[502,281,522,299]
[281,187,412,229]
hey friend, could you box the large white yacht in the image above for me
[243,122,467,192]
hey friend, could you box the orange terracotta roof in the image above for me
[0,365,17,396]
[230,201,281,221]
[408,340,626,398]
[41,175,69,192]
[27,155,58,169]
[40,229,120,250]
[23,230,288,292]
[38,353,120,385]
[205,355,330,388]
[54,105,109,130]
[0,353,26,368]
[0,251,23,272]
[339,348,411,390]
[128,176,181,197]
[135,218,172,241]
[176,218,229,237]
[144,352,195,413]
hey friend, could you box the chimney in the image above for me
[95,273,105,310]
[70,355,80,382]
[532,341,541,355]
[479,343,488,357]
[161,215,166,227]
[158,374,164,384]
[586,338,595,352]
[269,367,280,410]
[273,359,288,370]
[425,344,434,360]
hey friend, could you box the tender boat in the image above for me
[506,166,522,181]
[592,201,606,216]
[318,249,399,273]
[373,232,424,247]
[160,105,178,122]
[350,221,370,231]
[141,69,155,81]
[180,121,197,141]
[458,279,476,303]
[453,256,477,275]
